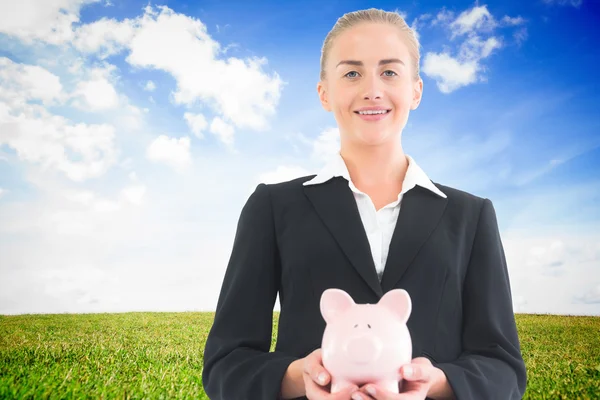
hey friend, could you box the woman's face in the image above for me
[317,22,423,149]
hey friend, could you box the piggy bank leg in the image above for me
[330,379,356,394]
[375,379,400,394]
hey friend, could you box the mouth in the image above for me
[354,109,392,121]
[353,109,391,115]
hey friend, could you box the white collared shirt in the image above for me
[303,152,446,281]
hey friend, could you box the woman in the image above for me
[202,8,527,400]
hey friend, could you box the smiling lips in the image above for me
[354,107,391,121]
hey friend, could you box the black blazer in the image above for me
[202,175,527,400]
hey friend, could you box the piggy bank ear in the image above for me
[378,289,412,324]
[320,289,355,324]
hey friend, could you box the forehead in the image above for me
[329,23,410,63]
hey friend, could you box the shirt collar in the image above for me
[303,152,447,199]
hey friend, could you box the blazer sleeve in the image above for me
[433,198,527,400]
[202,183,298,400]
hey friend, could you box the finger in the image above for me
[410,357,433,367]
[335,386,361,400]
[396,387,429,400]
[303,350,330,386]
[304,372,358,400]
[350,390,376,400]
[396,393,425,400]
[401,364,432,382]
[358,384,401,400]
[303,372,330,399]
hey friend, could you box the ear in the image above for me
[317,80,332,112]
[378,289,412,324]
[410,78,423,110]
[320,288,355,324]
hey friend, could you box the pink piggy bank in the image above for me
[320,288,413,394]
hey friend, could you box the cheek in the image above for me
[329,86,353,111]
[333,98,353,116]
[393,90,415,111]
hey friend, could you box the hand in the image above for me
[352,357,440,400]
[303,348,360,400]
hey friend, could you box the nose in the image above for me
[345,335,382,364]
[362,73,383,100]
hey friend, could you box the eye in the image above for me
[354,324,358,328]
[383,70,397,77]
[344,71,359,78]
[367,324,371,329]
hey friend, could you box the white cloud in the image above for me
[210,117,235,147]
[0,58,119,181]
[501,16,526,26]
[0,152,275,315]
[40,265,121,305]
[526,240,570,276]
[274,127,340,190]
[248,164,312,201]
[0,0,99,45]
[146,135,192,172]
[120,184,146,206]
[60,181,146,212]
[393,9,408,21]
[409,13,432,42]
[68,58,85,74]
[575,284,600,304]
[0,3,298,316]
[542,0,583,7]
[285,127,341,169]
[312,127,340,164]
[144,80,156,92]
[67,61,143,129]
[503,230,600,315]
[117,104,144,131]
[72,65,120,111]
[0,188,6,198]
[257,165,311,185]
[512,295,528,313]
[4,4,283,143]
[422,53,479,93]
[513,28,528,47]
[392,10,432,43]
[73,16,136,57]
[422,5,511,93]
[432,9,454,26]
[74,6,284,135]
[449,6,497,38]
[184,112,208,138]
[460,36,502,60]
[0,106,118,181]
[2,55,141,139]
[0,57,64,106]
[63,189,121,213]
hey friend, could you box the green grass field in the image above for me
[1,313,599,399]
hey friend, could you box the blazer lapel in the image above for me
[380,185,448,293]
[303,177,383,298]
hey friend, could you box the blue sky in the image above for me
[0,0,599,315]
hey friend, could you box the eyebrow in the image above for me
[335,58,405,68]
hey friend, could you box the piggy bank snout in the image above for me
[344,335,382,364]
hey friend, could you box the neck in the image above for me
[339,139,408,189]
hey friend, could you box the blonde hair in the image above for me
[319,8,421,81]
